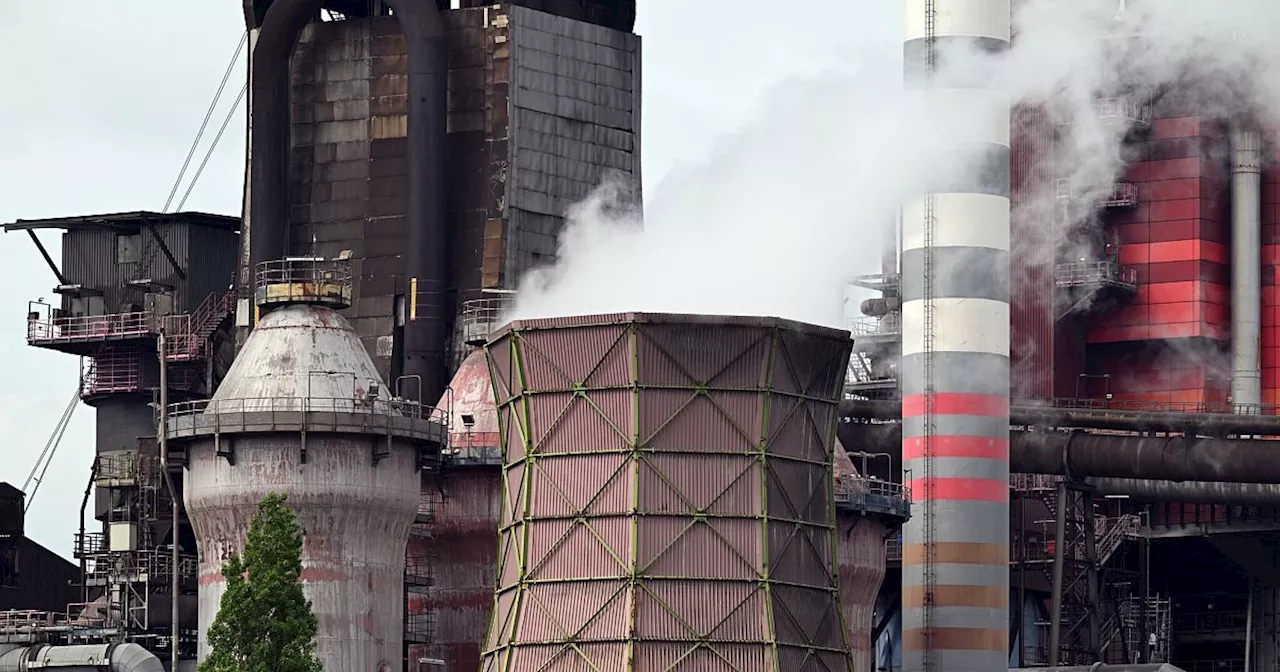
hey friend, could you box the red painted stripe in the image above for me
[903,393,1008,418]
[903,436,1009,460]
[907,478,1009,502]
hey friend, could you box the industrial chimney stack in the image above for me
[900,1,1013,671]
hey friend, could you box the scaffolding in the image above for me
[71,451,197,658]
[404,488,440,653]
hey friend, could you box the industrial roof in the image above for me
[3,210,240,233]
[493,311,852,341]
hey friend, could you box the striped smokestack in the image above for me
[900,2,1011,671]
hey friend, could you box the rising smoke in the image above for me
[511,0,1280,328]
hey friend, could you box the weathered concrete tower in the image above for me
[168,257,446,670]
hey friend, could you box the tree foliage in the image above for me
[199,493,322,672]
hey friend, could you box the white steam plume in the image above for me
[511,0,1280,328]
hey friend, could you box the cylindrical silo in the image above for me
[168,258,446,670]
[835,444,912,672]
[479,312,855,672]
[901,1,1012,671]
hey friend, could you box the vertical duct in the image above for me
[245,0,323,273]
[901,1,1012,671]
[243,2,449,408]
[387,2,451,405]
[1232,123,1263,408]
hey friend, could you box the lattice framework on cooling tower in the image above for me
[479,314,856,672]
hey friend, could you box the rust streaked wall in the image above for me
[284,6,641,383]
[481,313,854,671]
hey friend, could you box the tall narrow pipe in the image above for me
[1232,124,1263,408]
[245,0,324,273]
[901,1,1012,670]
[386,1,450,405]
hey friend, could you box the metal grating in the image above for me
[479,313,854,671]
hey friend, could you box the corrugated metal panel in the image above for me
[1010,103,1055,399]
[185,224,239,312]
[481,313,854,670]
[0,537,79,612]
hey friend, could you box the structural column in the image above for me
[900,2,1011,671]
[1231,123,1262,409]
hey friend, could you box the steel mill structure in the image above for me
[479,313,855,671]
[14,0,1280,671]
[166,257,446,670]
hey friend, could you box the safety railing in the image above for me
[1174,610,1248,636]
[1101,182,1138,208]
[1026,396,1279,416]
[405,553,434,587]
[254,257,353,308]
[168,396,439,419]
[73,532,106,558]
[459,296,515,347]
[884,536,902,563]
[163,290,238,361]
[1055,260,1138,291]
[27,311,154,345]
[95,453,158,486]
[80,348,144,397]
[835,478,911,519]
[417,491,438,524]
[1011,473,1061,492]
[0,609,62,634]
[1096,96,1152,127]
[405,612,436,644]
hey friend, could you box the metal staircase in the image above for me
[162,290,237,362]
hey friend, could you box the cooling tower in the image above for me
[478,312,855,672]
[900,0,1012,670]
[167,259,446,670]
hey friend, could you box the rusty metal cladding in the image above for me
[479,312,855,672]
[405,349,503,670]
[834,447,888,672]
[170,303,445,670]
[409,468,503,671]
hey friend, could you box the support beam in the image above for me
[26,230,67,285]
[144,221,187,279]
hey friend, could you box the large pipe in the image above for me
[1231,124,1263,408]
[842,398,1280,435]
[245,0,324,272]
[0,644,163,672]
[900,0,1012,668]
[386,1,451,405]
[1092,478,1280,503]
[843,422,1280,484]
[244,2,450,406]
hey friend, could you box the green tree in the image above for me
[199,493,322,672]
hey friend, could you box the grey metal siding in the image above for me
[186,224,240,310]
[0,537,79,613]
[505,5,641,282]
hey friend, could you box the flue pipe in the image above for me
[1231,123,1263,409]
[842,422,1280,484]
[900,0,1012,668]
[385,0,451,406]
[841,398,1280,435]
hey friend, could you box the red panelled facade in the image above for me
[1094,115,1230,344]
[1011,104,1057,399]
[1262,137,1280,407]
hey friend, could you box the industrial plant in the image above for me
[1,1,1278,672]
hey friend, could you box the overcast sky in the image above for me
[0,2,897,558]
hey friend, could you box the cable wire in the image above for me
[23,387,80,511]
[163,31,248,213]
[176,81,248,212]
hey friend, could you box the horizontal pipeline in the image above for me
[840,398,1280,435]
[841,422,1280,484]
